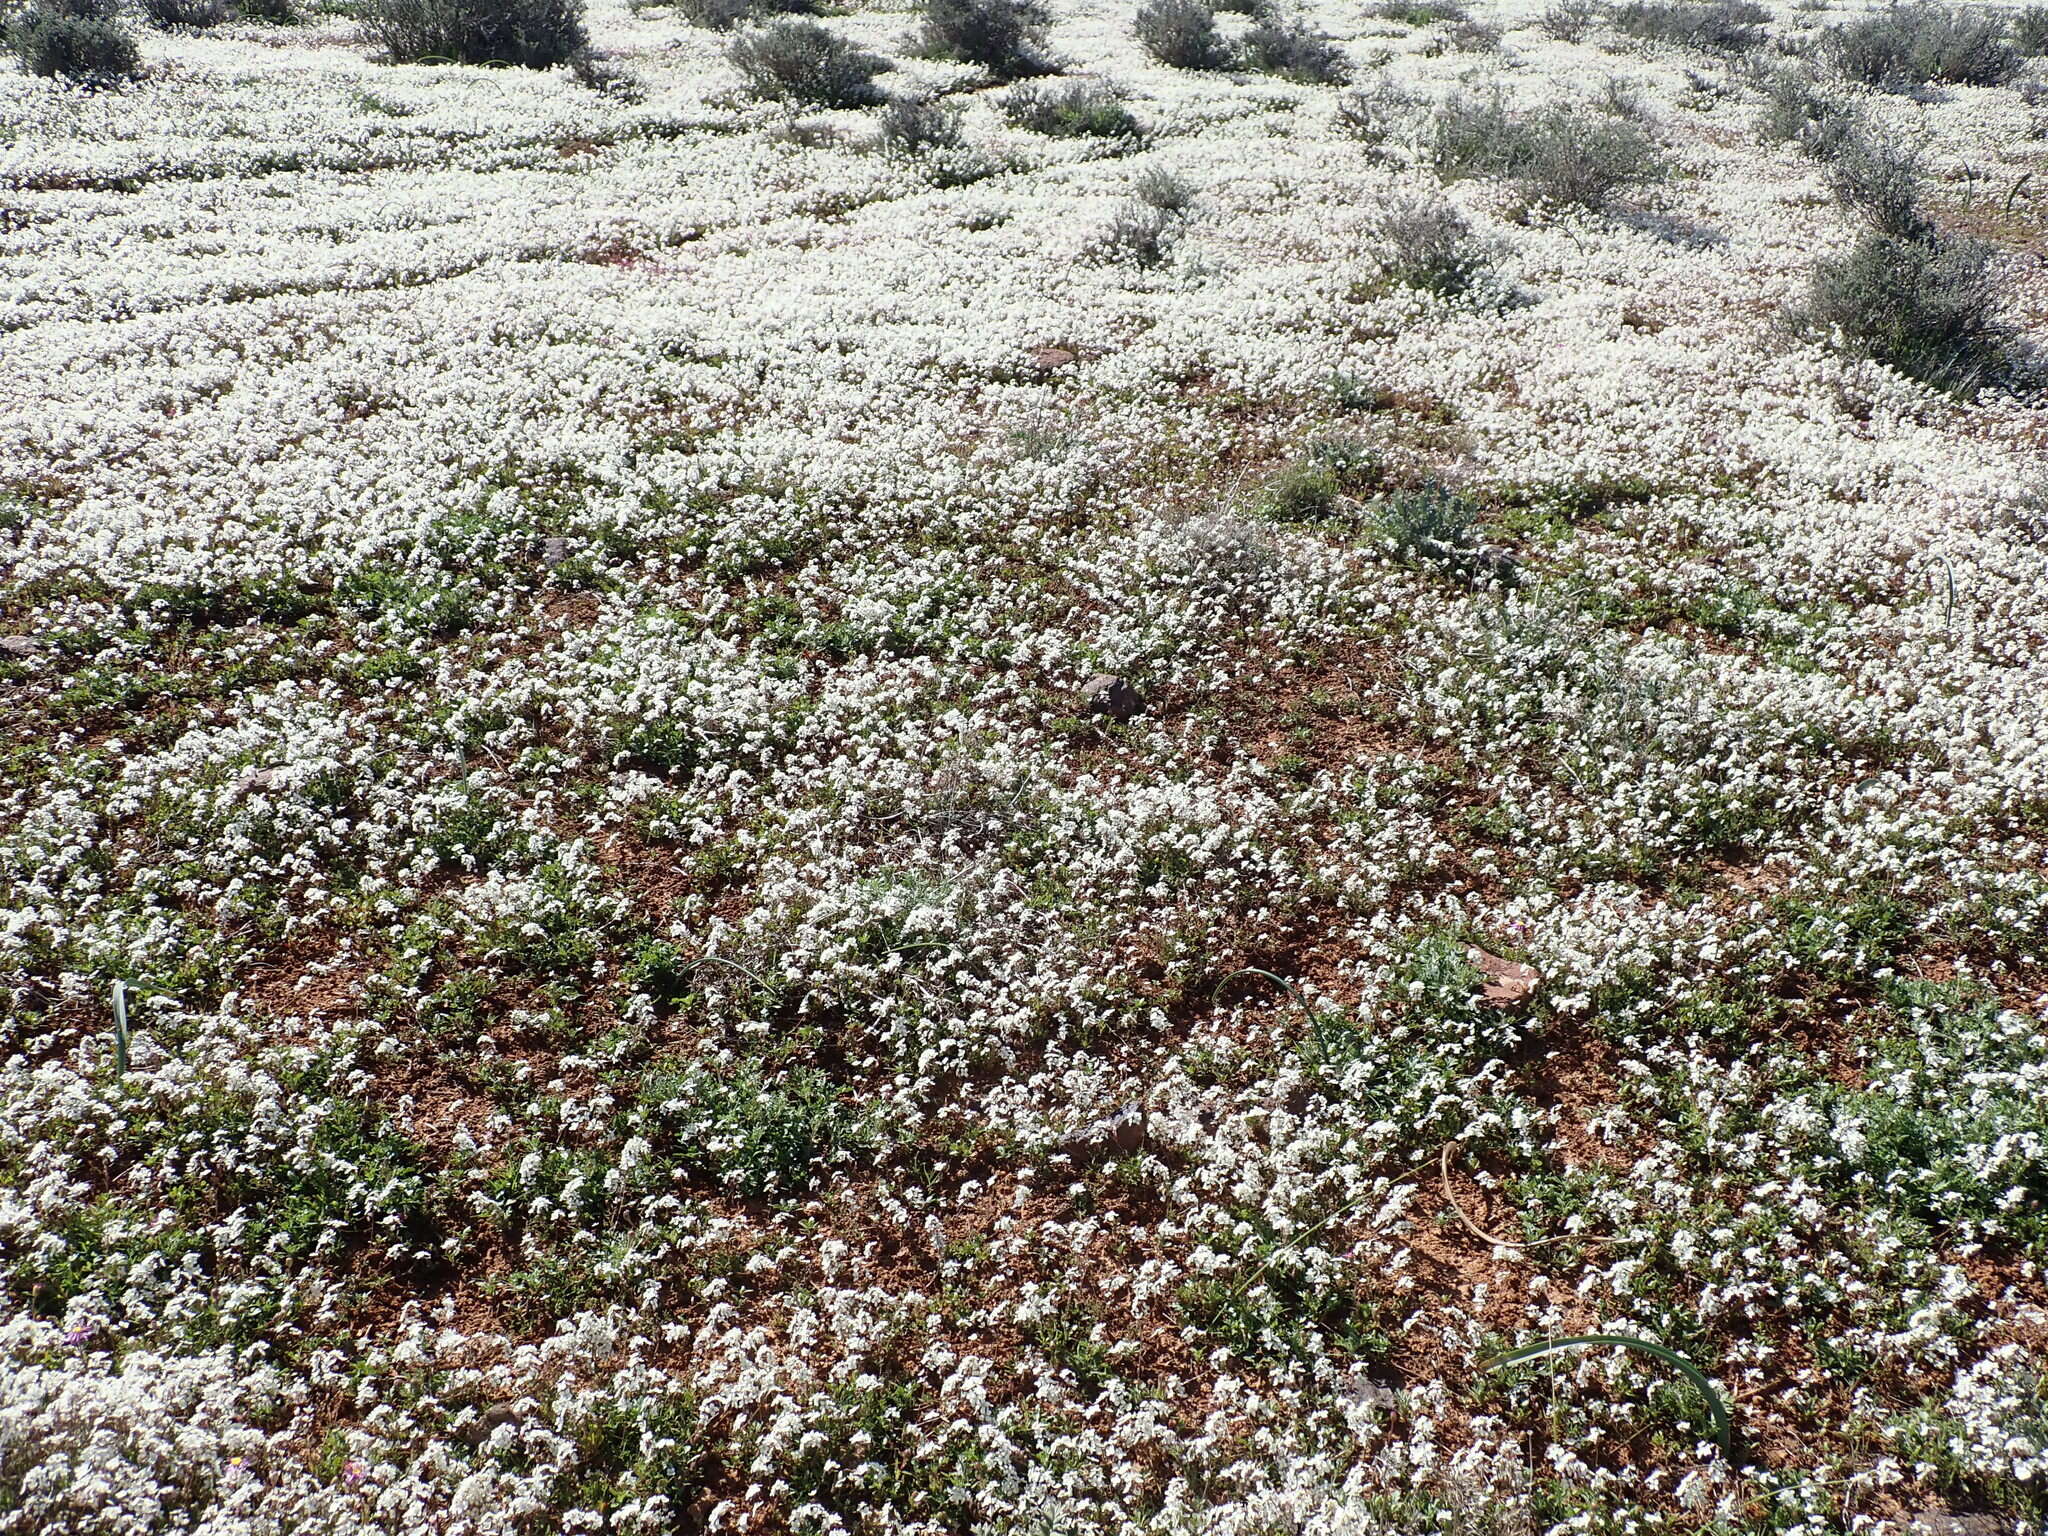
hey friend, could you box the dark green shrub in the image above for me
[1796,231,2012,397]
[729,18,889,105]
[1612,1,1770,52]
[1003,76,1141,138]
[1260,437,1381,522]
[1822,2,2020,89]
[1134,0,1231,69]
[914,0,1054,78]
[362,0,587,66]
[5,0,141,81]
[1241,8,1347,83]
[677,0,768,31]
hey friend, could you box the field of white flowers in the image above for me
[3,0,2047,1528]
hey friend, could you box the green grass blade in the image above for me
[1482,1333,1733,1454]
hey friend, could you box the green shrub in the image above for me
[1612,0,1770,52]
[1538,0,1595,42]
[1373,196,1493,298]
[142,0,228,26]
[1754,66,1859,159]
[1796,231,2012,397]
[5,0,141,81]
[1430,94,1667,212]
[1334,78,1416,147]
[878,93,963,153]
[1134,0,1231,69]
[1822,2,2020,89]
[1374,0,1462,22]
[1131,163,1195,215]
[729,18,889,105]
[913,0,1054,78]
[1826,132,1932,241]
[2017,6,2048,57]
[1260,437,1381,522]
[1373,483,1479,567]
[362,0,587,65]
[1003,76,1141,138]
[1241,8,1347,83]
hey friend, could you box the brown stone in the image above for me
[1082,673,1141,722]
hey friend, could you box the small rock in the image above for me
[540,536,575,568]
[1468,945,1539,1006]
[1102,1104,1146,1156]
[0,635,42,659]
[1081,673,1141,722]
[1030,346,1077,372]
[234,767,281,796]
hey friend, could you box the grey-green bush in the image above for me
[363,0,587,65]
[142,0,228,27]
[1241,8,1347,83]
[1373,483,1490,578]
[1612,0,1770,52]
[1335,78,1416,147]
[1797,232,2011,397]
[1131,164,1196,215]
[878,94,964,153]
[2015,7,2048,57]
[1821,2,2020,89]
[1539,0,1595,42]
[1374,198,1493,298]
[1827,132,1933,241]
[1134,0,1231,69]
[729,17,889,104]
[1003,76,1142,138]
[1430,94,1667,212]
[914,0,1054,78]
[1754,66,1859,159]
[4,0,140,79]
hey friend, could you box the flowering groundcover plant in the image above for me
[2,0,2048,1531]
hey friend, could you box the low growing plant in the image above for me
[1612,0,1771,53]
[362,0,587,65]
[1795,230,2012,398]
[1134,0,1231,69]
[913,0,1054,78]
[1241,7,1347,83]
[4,0,141,81]
[729,17,890,105]
[1821,2,2021,90]
[1003,76,1141,139]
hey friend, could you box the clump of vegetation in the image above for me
[1134,0,1232,69]
[1372,482,1487,575]
[1796,231,2012,397]
[1131,163,1195,215]
[1259,437,1382,522]
[1821,2,2021,90]
[1754,66,1860,159]
[4,0,141,81]
[1538,0,1596,42]
[1003,76,1142,139]
[729,17,890,105]
[1826,132,1933,240]
[1374,0,1463,23]
[1430,93,1668,212]
[1612,1,1771,53]
[1372,197,1495,298]
[678,0,812,32]
[913,0,1055,79]
[2017,6,2048,58]
[142,0,228,27]
[878,93,964,154]
[1241,7,1348,83]
[1335,77,1416,148]
[362,0,587,66]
